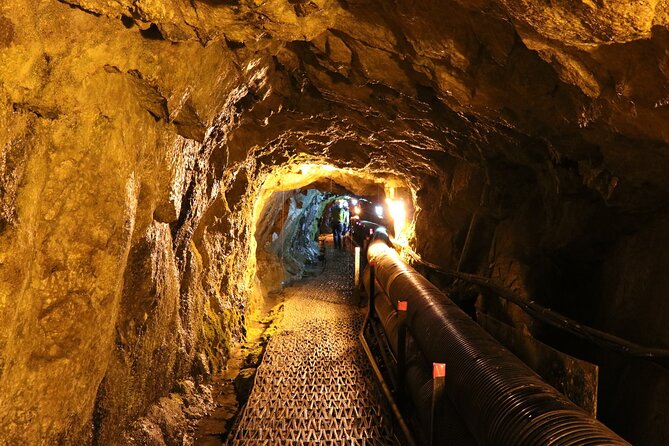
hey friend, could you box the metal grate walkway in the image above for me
[227,242,400,445]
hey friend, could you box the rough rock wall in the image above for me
[594,213,669,444]
[414,155,669,445]
[255,189,325,292]
[0,1,257,443]
[2,0,669,444]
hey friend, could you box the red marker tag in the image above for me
[397,301,408,312]
[369,260,375,267]
[433,363,446,379]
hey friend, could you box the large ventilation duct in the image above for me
[365,240,630,446]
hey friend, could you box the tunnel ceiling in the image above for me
[3,0,669,444]
[4,0,669,213]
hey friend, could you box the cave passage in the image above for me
[215,170,628,444]
[5,1,669,445]
[227,237,400,445]
[188,165,417,444]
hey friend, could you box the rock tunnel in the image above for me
[1,0,669,444]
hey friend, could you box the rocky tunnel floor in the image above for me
[226,238,401,445]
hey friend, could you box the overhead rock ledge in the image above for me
[1,0,669,444]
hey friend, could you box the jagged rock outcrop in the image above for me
[1,0,669,444]
[255,189,325,289]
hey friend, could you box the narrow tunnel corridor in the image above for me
[227,239,399,445]
[3,1,669,445]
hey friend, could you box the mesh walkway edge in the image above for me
[227,245,400,445]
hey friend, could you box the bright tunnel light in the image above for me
[388,199,407,238]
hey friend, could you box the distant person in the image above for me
[342,201,350,235]
[331,201,346,250]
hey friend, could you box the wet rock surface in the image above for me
[255,189,326,288]
[118,380,215,446]
[193,292,282,446]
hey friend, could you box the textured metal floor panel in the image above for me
[227,242,400,445]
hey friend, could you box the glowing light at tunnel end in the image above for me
[387,198,407,240]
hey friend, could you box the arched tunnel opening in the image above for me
[249,163,415,294]
[2,1,669,445]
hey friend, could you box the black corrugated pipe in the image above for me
[363,272,477,445]
[365,240,630,446]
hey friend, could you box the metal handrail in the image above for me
[359,258,418,446]
[410,254,669,360]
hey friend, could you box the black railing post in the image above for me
[397,300,408,403]
[431,362,446,445]
[369,261,376,313]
